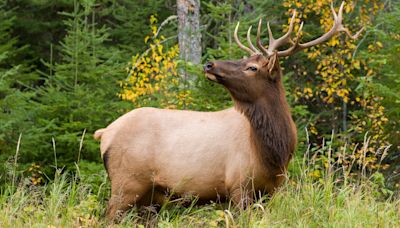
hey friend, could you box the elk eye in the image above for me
[246,66,258,72]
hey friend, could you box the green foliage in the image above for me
[358,1,400,183]
[104,0,174,51]
[77,160,108,197]
[4,0,173,68]
[0,172,105,226]
[0,1,39,177]
[27,1,130,164]
[0,1,133,181]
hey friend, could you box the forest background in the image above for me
[0,0,399,226]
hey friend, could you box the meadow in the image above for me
[1,135,399,227]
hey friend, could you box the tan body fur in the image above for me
[96,107,285,218]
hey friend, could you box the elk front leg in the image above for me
[230,182,254,209]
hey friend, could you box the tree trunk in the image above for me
[177,0,201,65]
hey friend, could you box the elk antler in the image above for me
[234,22,257,55]
[234,1,364,57]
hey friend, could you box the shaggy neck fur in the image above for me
[235,81,297,174]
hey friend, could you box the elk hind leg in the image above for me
[106,179,149,221]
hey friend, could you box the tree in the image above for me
[0,0,39,180]
[13,1,130,175]
[5,0,174,73]
[177,0,202,67]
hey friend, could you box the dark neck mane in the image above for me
[235,86,297,172]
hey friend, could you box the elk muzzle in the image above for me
[204,61,217,82]
[204,61,224,82]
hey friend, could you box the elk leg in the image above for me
[230,184,254,209]
[139,188,167,206]
[106,180,149,221]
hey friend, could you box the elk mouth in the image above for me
[205,72,223,82]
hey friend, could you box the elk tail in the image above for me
[94,128,106,140]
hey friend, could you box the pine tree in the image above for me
[0,0,39,178]
[18,1,130,171]
[5,0,174,70]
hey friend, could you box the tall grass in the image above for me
[0,135,399,227]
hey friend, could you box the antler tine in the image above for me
[282,22,304,54]
[330,2,338,20]
[257,18,271,56]
[335,1,365,40]
[338,1,344,20]
[294,22,304,44]
[341,26,365,39]
[266,10,297,56]
[246,26,259,53]
[267,22,274,42]
[277,1,364,57]
[234,22,256,55]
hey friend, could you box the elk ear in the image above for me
[266,52,280,79]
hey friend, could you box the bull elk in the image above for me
[95,2,362,220]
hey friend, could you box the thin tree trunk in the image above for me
[177,0,201,66]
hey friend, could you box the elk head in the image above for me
[204,1,363,104]
[204,53,282,103]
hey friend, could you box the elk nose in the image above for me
[204,62,214,72]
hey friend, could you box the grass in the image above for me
[0,135,399,227]
[0,171,399,227]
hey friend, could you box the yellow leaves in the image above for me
[327,38,339,47]
[336,88,349,98]
[282,0,380,112]
[150,15,158,24]
[368,41,384,54]
[302,87,313,99]
[281,0,389,175]
[353,60,360,70]
[144,36,150,44]
[151,26,157,36]
[120,15,191,109]
[282,1,292,8]
[310,124,318,135]
[392,34,400,41]
[307,49,320,59]
[157,44,163,55]
[344,2,354,13]
[26,163,44,186]
[366,69,374,77]
[348,96,390,170]
[326,96,334,104]
[308,169,321,179]
[303,87,312,93]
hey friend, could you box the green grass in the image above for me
[1,134,399,227]
[0,165,399,227]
